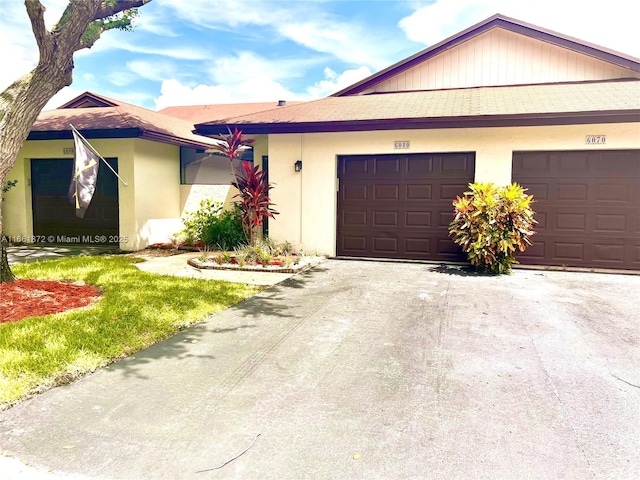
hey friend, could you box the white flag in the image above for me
[68,129,99,218]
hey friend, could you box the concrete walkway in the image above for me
[1,260,639,479]
[6,246,311,286]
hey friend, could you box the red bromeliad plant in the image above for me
[232,161,279,245]
[209,127,277,245]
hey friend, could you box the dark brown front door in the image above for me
[31,158,119,243]
[512,150,640,270]
[337,153,475,261]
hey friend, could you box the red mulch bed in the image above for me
[0,279,101,324]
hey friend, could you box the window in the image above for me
[180,147,253,185]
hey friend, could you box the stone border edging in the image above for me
[187,256,324,274]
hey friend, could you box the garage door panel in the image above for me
[555,212,587,232]
[405,237,431,255]
[556,183,589,201]
[374,184,400,200]
[593,243,625,263]
[338,153,475,261]
[406,183,432,200]
[513,150,640,270]
[340,236,367,255]
[524,183,548,200]
[342,183,368,201]
[407,157,433,175]
[596,183,630,202]
[342,157,368,175]
[515,152,550,174]
[374,157,401,175]
[406,211,431,227]
[594,214,627,233]
[439,154,473,174]
[342,210,367,227]
[555,152,588,171]
[372,236,398,254]
[440,183,470,200]
[373,211,399,227]
[594,151,640,176]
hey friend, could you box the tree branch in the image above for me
[24,0,51,58]
[94,0,151,20]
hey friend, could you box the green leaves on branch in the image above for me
[449,182,537,274]
[81,9,139,48]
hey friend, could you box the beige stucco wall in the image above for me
[130,139,181,250]
[265,122,640,256]
[4,137,136,249]
[3,137,187,252]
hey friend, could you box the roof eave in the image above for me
[26,128,215,150]
[195,111,640,135]
[27,128,142,141]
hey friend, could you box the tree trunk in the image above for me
[0,208,15,283]
[0,0,151,283]
[0,68,74,282]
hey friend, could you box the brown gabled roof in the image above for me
[195,79,640,135]
[59,91,120,109]
[335,14,640,96]
[159,101,301,124]
[29,92,217,149]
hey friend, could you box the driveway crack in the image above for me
[509,290,596,479]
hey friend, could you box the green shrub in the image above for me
[180,199,223,244]
[449,182,537,274]
[201,204,248,251]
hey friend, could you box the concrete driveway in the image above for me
[1,260,639,479]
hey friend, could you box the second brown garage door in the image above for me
[513,150,640,270]
[337,153,475,261]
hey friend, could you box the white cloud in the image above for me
[81,31,210,60]
[155,0,402,70]
[0,32,37,91]
[154,77,299,109]
[307,66,372,97]
[399,0,640,58]
[127,60,179,82]
[209,51,319,84]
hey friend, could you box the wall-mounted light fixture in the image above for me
[294,160,302,172]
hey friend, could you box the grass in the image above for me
[0,256,262,408]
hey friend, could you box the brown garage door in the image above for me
[512,150,640,270]
[337,153,475,261]
[31,158,119,243]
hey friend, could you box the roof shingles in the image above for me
[30,93,218,149]
[195,80,640,134]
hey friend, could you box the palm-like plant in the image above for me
[232,161,278,245]
[208,127,277,245]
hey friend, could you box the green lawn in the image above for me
[0,256,261,408]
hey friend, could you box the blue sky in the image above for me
[1,0,639,111]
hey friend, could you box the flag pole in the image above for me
[70,124,128,186]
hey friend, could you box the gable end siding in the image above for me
[362,28,640,94]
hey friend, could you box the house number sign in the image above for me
[586,135,606,145]
[394,140,410,149]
